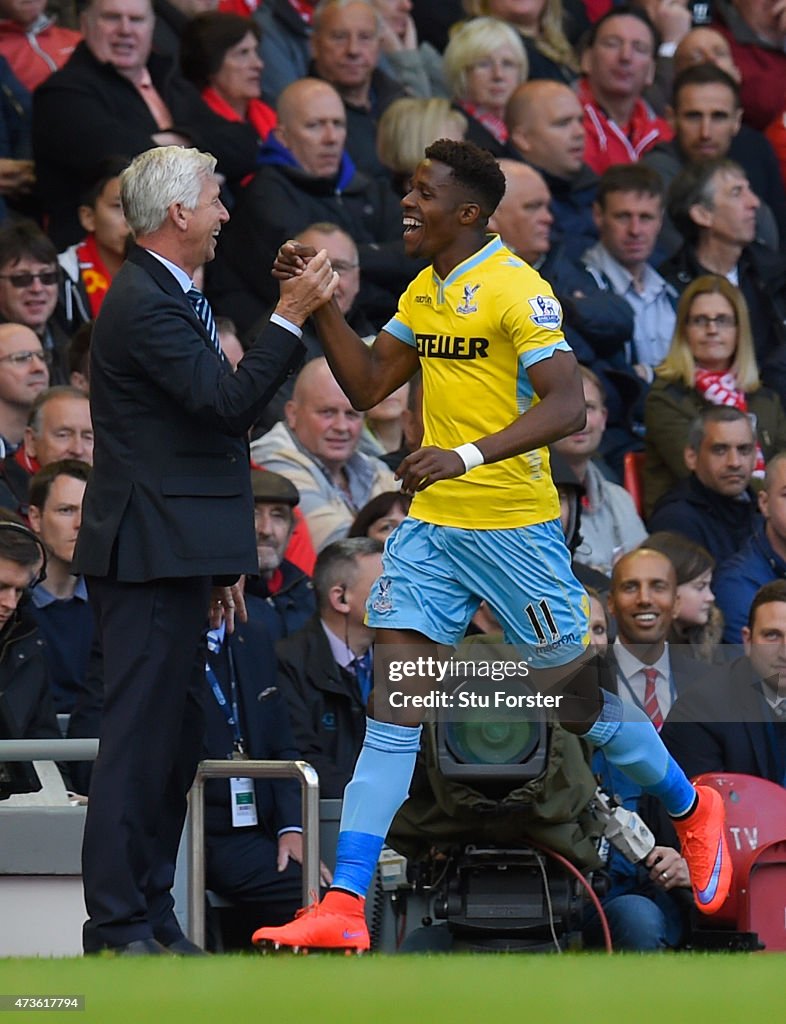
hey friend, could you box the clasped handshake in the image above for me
[271,241,340,327]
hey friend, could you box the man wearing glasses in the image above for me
[0,323,50,459]
[0,221,69,384]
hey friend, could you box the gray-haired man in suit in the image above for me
[74,145,337,955]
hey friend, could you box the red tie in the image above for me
[643,667,663,731]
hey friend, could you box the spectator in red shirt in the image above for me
[0,0,80,91]
[578,5,672,173]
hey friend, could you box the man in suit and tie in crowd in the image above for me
[587,546,713,950]
[662,579,786,784]
[72,144,338,956]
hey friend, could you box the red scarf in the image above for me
[201,87,277,143]
[694,367,765,477]
[458,101,508,145]
[75,234,113,318]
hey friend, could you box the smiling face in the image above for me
[685,291,738,373]
[609,549,677,651]
[401,158,468,262]
[285,360,364,473]
[0,257,59,334]
[183,176,228,270]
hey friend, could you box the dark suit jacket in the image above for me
[275,614,367,799]
[73,245,304,582]
[661,656,784,784]
[601,642,710,708]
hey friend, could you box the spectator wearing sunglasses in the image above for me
[0,220,70,384]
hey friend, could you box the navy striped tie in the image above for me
[187,286,221,355]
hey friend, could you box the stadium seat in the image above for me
[693,773,786,951]
[622,450,646,517]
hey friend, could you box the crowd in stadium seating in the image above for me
[2,0,786,952]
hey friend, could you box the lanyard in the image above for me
[615,664,677,716]
[206,643,246,755]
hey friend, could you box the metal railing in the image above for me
[187,759,320,949]
[0,739,99,761]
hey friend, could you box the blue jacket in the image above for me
[713,526,786,644]
[648,474,763,565]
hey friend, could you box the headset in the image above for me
[0,521,48,589]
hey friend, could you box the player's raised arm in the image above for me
[274,240,419,409]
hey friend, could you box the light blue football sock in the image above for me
[331,718,422,897]
[582,690,695,817]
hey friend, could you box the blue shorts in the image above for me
[366,517,589,668]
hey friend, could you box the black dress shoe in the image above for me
[117,938,173,956]
[166,937,209,956]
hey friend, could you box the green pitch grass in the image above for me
[0,953,782,1024]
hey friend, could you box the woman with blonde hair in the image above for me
[643,275,786,514]
[442,16,528,155]
[377,97,467,193]
[463,0,579,82]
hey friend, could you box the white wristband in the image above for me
[453,442,485,473]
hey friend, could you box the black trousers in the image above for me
[81,575,211,952]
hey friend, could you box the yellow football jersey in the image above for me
[383,235,570,529]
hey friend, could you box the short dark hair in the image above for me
[585,5,659,55]
[668,157,743,243]
[671,62,741,109]
[643,531,715,585]
[0,220,57,271]
[0,510,43,569]
[596,163,665,209]
[424,139,506,219]
[29,458,90,511]
[180,12,261,91]
[686,404,751,450]
[348,492,411,538]
[748,580,786,632]
[312,537,384,611]
[78,156,131,209]
[68,321,93,379]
